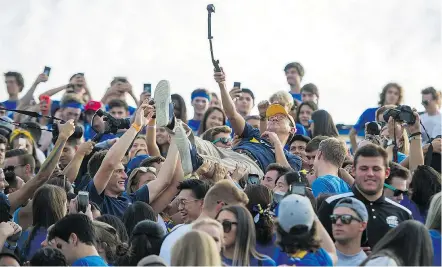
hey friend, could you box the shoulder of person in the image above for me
[384,197,412,217]
[363,256,398,266]
[325,191,355,205]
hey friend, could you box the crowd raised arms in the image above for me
[0,22,440,267]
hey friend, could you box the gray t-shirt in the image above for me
[336,249,367,266]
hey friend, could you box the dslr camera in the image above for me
[383,105,416,125]
[52,123,84,144]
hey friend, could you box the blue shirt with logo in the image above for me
[275,248,333,266]
[222,254,276,266]
[353,107,378,132]
[311,174,351,197]
[72,255,108,266]
[86,180,150,218]
[233,123,302,172]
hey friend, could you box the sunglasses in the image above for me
[384,183,408,197]
[212,137,232,145]
[221,220,238,233]
[330,214,362,224]
[422,100,429,106]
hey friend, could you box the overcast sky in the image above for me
[0,0,440,124]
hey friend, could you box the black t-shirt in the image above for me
[318,186,412,248]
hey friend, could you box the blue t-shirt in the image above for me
[17,227,47,261]
[275,248,333,266]
[400,195,425,223]
[233,123,302,172]
[429,229,441,266]
[72,255,108,266]
[104,104,136,115]
[86,180,150,218]
[222,254,276,266]
[296,123,308,136]
[353,107,378,132]
[311,175,351,197]
[2,100,18,118]
[188,119,201,135]
[290,92,302,102]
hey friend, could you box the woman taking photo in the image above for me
[360,220,433,266]
[197,106,227,136]
[215,205,276,266]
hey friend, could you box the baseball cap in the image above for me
[0,116,14,139]
[334,197,368,222]
[266,104,295,127]
[278,194,315,232]
[137,255,167,266]
[126,155,150,175]
[85,100,102,112]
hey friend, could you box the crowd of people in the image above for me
[0,60,439,266]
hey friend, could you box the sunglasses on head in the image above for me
[212,137,232,145]
[384,183,408,197]
[221,220,238,233]
[330,214,362,224]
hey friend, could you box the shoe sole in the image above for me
[174,124,193,175]
[154,80,171,127]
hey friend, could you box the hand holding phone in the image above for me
[290,182,306,196]
[18,138,27,150]
[43,66,51,76]
[233,82,241,88]
[77,191,89,213]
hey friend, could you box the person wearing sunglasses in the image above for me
[383,163,409,204]
[200,126,233,149]
[331,197,368,266]
[215,205,276,266]
[420,87,441,144]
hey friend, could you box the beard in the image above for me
[355,181,382,196]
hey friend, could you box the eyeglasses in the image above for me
[330,214,362,224]
[220,220,238,233]
[177,198,200,208]
[422,100,430,106]
[384,183,408,197]
[212,137,232,145]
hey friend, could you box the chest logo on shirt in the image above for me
[386,216,399,227]
[250,137,260,143]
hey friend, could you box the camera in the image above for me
[95,109,131,135]
[52,123,84,144]
[383,105,416,125]
[365,121,382,136]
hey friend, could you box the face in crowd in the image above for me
[353,155,389,196]
[192,97,209,117]
[235,91,253,116]
[332,206,367,244]
[285,67,301,87]
[176,188,204,224]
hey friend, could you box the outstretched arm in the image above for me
[146,119,161,157]
[8,120,75,213]
[17,74,48,109]
[38,84,69,98]
[63,141,95,184]
[215,69,246,137]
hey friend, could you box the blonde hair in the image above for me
[269,91,294,112]
[171,230,221,266]
[425,192,441,231]
[203,180,249,211]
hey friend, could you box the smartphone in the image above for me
[77,191,89,213]
[18,138,27,150]
[143,83,152,93]
[234,82,241,88]
[43,66,51,76]
[290,182,306,196]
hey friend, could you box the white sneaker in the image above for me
[173,123,193,175]
[154,80,171,127]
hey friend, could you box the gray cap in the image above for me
[278,194,315,232]
[137,255,167,266]
[334,197,368,222]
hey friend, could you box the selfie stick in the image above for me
[207,4,221,72]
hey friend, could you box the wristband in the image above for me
[409,136,422,142]
[146,125,156,129]
[409,132,422,138]
[260,115,266,121]
[132,123,141,132]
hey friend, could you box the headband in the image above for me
[61,101,84,111]
[191,91,211,101]
[9,129,34,144]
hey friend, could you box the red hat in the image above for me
[85,100,102,112]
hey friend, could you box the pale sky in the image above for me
[0,0,440,124]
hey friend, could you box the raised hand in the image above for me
[77,141,95,156]
[35,73,48,84]
[258,100,270,117]
[58,120,75,140]
[214,67,226,85]
[229,87,242,100]
[261,131,281,147]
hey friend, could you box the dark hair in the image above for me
[197,107,226,136]
[289,134,311,147]
[177,179,211,200]
[311,110,338,138]
[421,86,441,106]
[301,83,319,98]
[305,136,328,153]
[244,185,274,245]
[48,176,73,194]
[0,135,7,146]
[4,72,24,91]
[5,148,27,158]
[354,144,388,169]
[296,101,318,125]
[30,247,67,266]
[117,220,165,266]
[5,149,36,173]
[265,163,290,177]
[96,214,129,243]
[386,162,410,184]
[87,150,107,178]
[171,94,188,124]
[409,165,441,214]
[284,62,304,79]
[276,221,320,254]
[315,193,335,213]
[200,126,232,143]
[122,201,157,237]
[108,99,129,112]
[360,220,433,266]
[140,156,165,168]
[48,214,95,245]
[378,83,403,106]
[241,88,255,102]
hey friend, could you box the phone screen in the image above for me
[234,82,241,88]
[43,66,51,76]
[143,84,152,93]
[290,183,306,196]
[77,191,89,213]
[18,138,27,150]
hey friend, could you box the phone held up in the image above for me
[77,191,89,213]
[43,66,51,76]
[143,83,152,93]
[234,82,241,88]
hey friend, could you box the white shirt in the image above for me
[159,224,192,265]
[420,112,441,144]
